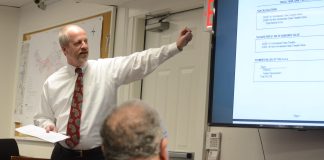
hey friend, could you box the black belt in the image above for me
[56,143,102,158]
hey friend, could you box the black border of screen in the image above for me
[207,0,324,130]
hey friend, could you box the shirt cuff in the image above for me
[170,42,182,53]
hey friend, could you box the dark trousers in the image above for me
[51,143,105,160]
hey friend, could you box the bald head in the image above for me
[100,100,167,160]
[58,24,86,48]
[106,102,150,132]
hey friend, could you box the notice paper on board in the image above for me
[15,124,69,143]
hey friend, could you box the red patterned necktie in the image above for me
[65,68,83,148]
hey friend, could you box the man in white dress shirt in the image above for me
[34,24,192,160]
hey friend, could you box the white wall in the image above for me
[0,6,19,138]
[210,127,324,160]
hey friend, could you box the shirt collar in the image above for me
[67,61,88,75]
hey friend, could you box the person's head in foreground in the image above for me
[100,99,168,160]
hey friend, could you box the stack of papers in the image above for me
[15,125,69,143]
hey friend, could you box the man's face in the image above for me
[62,26,89,67]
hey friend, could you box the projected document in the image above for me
[233,0,324,124]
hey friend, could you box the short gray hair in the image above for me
[100,99,163,160]
[58,25,71,47]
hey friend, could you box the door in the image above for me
[142,8,210,159]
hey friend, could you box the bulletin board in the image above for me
[14,11,115,139]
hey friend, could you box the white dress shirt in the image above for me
[34,42,180,150]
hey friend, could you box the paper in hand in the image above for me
[15,124,69,143]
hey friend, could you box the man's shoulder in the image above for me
[87,58,116,67]
[45,66,69,82]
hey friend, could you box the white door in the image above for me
[142,8,210,159]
